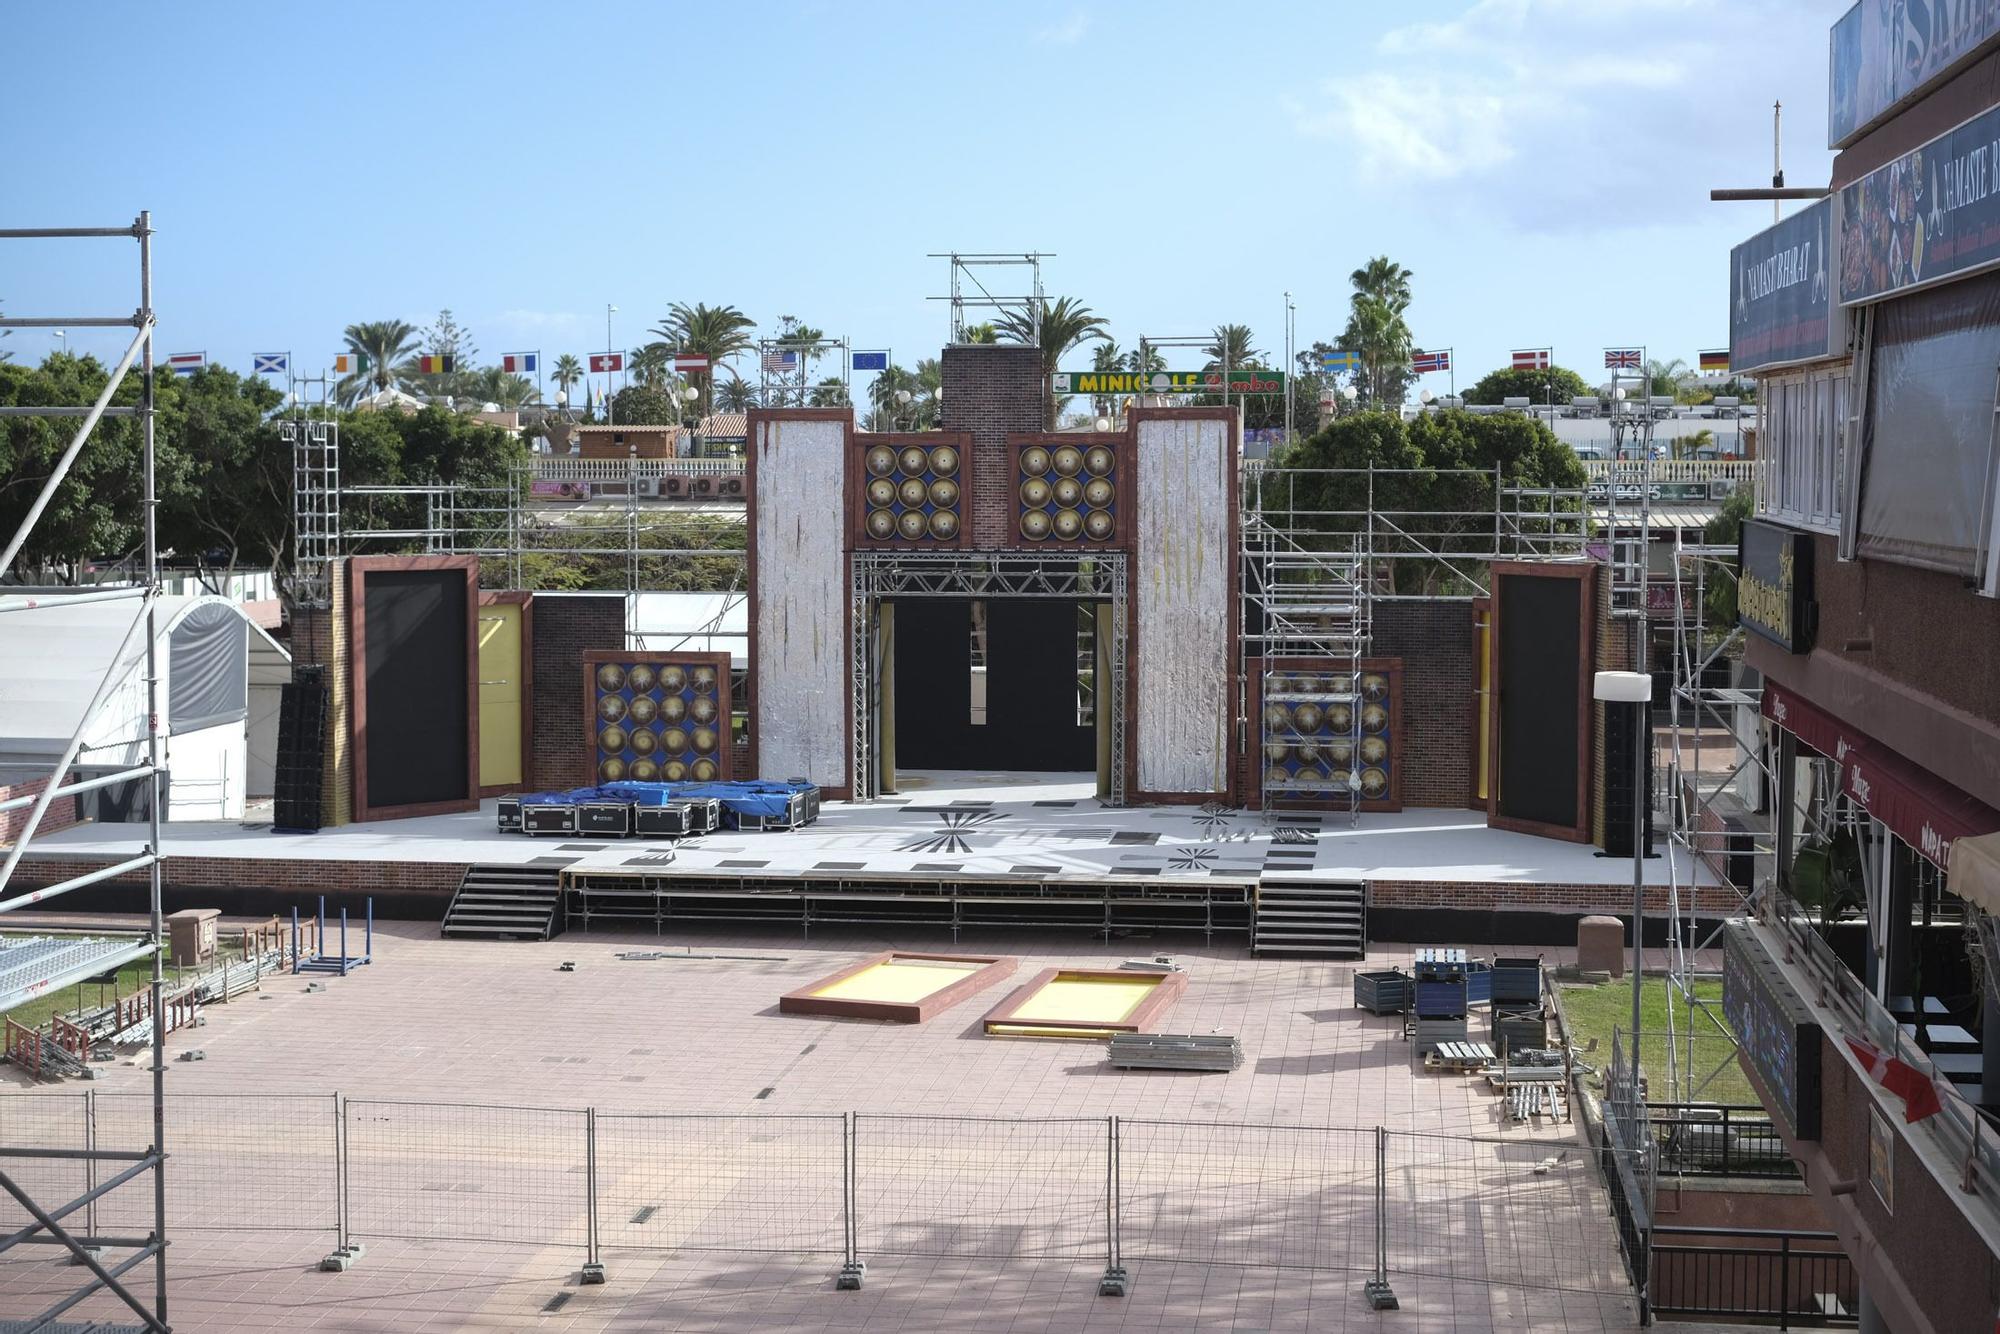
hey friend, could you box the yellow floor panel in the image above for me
[811,958,981,1004]
[1008,973,1159,1025]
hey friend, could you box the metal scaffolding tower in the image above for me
[928,252,1049,344]
[284,372,341,611]
[0,214,172,1332]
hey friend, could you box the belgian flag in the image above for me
[417,354,455,374]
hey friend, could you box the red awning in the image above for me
[1764,680,2000,870]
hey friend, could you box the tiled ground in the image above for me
[0,925,1674,1331]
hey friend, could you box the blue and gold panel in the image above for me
[583,651,733,785]
[855,433,970,547]
[1015,438,1119,546]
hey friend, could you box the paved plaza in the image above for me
[0,919,1673,1331]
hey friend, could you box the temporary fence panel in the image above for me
[593,1113,844,1255]
[852,1115,1109,1263]
[344,1100,588,1249]
[91,1091,338,1237]
[1117,1120,1376,1273]
[1380,1130,1629,1297]
[0,1091,88,1237]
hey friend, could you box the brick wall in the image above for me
[1373,603,1476,808]
[1370,878,1684,916]
[9,854,469,919]
[0,777,81,845]
[940,344,1045,548]
[530,593,626,791]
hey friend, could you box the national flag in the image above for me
[589,352,624,373]
[851,351,889,371]
[1699,349,1730,373]
[334,352,372,375]
[1604,348,1642,369]
[1847,1036,1944,1122]
[1412,349,1451,374]
[1320,349,1361,373]
[252,353,289,375]
[673,353,711,374]
[416,354,455,375]
[762,348,799,373]
[1512,348,1551,370]
[167,352,205,376]
[500,352,538,374]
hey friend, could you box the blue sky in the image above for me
[2,0,1836,392]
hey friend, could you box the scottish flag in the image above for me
[253,353,288,375]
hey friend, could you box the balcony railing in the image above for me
[1647,1103,1800,1179]
[529,457,742,482]
[1580,458,1764,486]
[1651,1226,1857,1328]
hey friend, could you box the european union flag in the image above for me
[851,351,888,371]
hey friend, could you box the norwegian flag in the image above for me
[1511,348,1551,370]
[1604,348,1642,369]
[761,348,799,373]
[589,352,624,373]
[1412,349,1450,374]
[1847,1036,1943,1123]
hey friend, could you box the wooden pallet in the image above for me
[1423,1041,1494,1072]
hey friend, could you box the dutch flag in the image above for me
[167,352,206,376]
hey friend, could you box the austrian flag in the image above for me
[1847,1035,1943,1123]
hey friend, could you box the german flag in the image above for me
[417,354,455,374]
[1698,349,1729,373]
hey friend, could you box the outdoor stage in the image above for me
[15,773,1719,942]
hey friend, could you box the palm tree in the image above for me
[1344,296,1414,407]
[1205,324,1263,372]
[1645,356,1693,401]
[914,357,943,429]
[1124,342,1166,376]
[629,343,672,389]
[651,302,756,416]
[960,322,997,345]
[996,296,1109,429]
[458,365,540,410]
[714,372,756,414]
[868,364,921,429]
[1350,256,1414,313]
[339,319,421,404]
[807,376,850,408]
[1090,341,1124,418]
[552,354,584,399]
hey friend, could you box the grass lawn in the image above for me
[1557,976,1758,1106]
[0,935,196,1037]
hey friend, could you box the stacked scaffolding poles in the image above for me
[139,211,170,1320]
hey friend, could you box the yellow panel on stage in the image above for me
[478,602,523,788]
[811,957,981,1004]
[1009,973,1158,1025]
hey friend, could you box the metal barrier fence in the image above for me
[0,1094,1635,1303]
[1651,1226,1859,1329]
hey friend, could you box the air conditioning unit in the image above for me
[692,477,715,497]
[663,475,687,498]
[720,475,744,497]
[633,478,660,499]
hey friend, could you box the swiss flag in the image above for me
[1847,1036,1944,1123]
[590,353,624,373]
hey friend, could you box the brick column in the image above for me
[940,344,1045,549]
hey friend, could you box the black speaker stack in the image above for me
[274,665,328,832]
[1602,700,1655,859]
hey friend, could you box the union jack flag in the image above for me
[1511,348,1551,370]
[1412,349,1450,374]
[1604,348,1642,369]
[761,348,799,373]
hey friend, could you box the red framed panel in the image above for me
[1003,431,1133,551]
[1246,657,1405,812]
[347,555,482,823]
[849,432,974,549]
[581,650,735,785]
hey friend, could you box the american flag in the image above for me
[1412,349,1450,374]
[761,348,799,373]
[1604,348,1642,369]
[1511,348,1551,370]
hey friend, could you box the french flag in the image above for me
[501,353,537,374]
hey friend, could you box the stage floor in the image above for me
[22,771,1717,889]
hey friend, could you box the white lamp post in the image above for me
[1595,668,1652,1116]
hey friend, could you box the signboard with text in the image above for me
[1053,369,1286,396]
[1738,519,1816,653]
[1730,198,1840,370]
[1829,0,2000,148]
[1723,923,1823,1141]
[1838,98,2000,304]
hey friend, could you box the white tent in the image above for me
[0,593,291,820]
[628,591,747,665]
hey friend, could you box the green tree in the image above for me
[1204,324,1263,370]
[807,376,850,408]
[867,363,921,430]
[456,365,539,410]
[1341,257,1416,408]
[610,384,685,426]
[960,322,997,344]
[338,319,422,403]
[1463,364,1592,406]
[996,295,1109,429]
[628,343,672,389]
[1645,356,1693,402]
[552,354,584,398]
[155,364,288,582]
[1702,487,1755,629]
[650,302,756,415]
[714,372,756,414]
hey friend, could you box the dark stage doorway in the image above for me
[885,597,1104,782]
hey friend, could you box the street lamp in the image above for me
[1094,415,1112,432]
[1340,384,1359,416]
[1594,668,1652,1120]
[894,388,913,431]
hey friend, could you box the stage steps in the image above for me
[442,865,565,941]
[1252,880,1366,958]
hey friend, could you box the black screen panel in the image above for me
[891,598,972,769]
[986,600,1095,771]
[1496,575,1581,829]
[363,570,469,808]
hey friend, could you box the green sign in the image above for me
[1053,369,1286,396]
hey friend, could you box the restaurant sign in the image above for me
[1723,922,1822,1141]
[1838,98,2000,304]
[1738,518,1816,653]
[1053,369,1286,396]
[1730,198,1839,371]
[1829,0,2000,148]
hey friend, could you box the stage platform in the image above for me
[12,774,1725,942]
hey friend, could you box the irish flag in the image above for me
[334,352,371,375]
